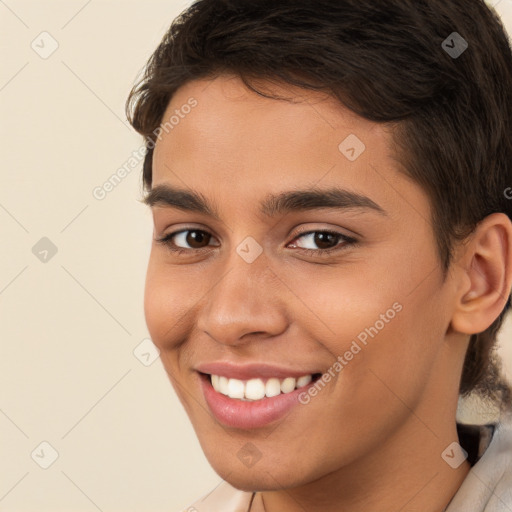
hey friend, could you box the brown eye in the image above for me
[312,232,338,249]
[157,229,218,252]
[184,230,212,248]
[290,230,353,252]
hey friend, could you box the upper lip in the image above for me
[196,362,321,380]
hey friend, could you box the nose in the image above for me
[196,250,288,347]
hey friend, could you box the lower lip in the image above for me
[199,373,315,429]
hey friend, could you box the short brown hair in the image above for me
[126,0,512,409]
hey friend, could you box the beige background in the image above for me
[0,1,511,510]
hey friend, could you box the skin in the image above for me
[144,74,512,512]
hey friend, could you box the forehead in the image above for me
[151,74,428,223]
[155,74,392,167]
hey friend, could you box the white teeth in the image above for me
[245,379,266,400]
[210,374,314,401]
[265,378,281,398]
[227,378,245,399]
[280,377,296,394]
[218,376,229,395]
[296,375,312,388]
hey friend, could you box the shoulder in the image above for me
[179,480,254,512]
[446,410,512,512]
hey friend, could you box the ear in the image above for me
[450,213,512,335]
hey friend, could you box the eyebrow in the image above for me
[143,184,387,219]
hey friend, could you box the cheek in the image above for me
[284,248,444,399]
[143,282,170,349]
[275,256,405,348]
[332,279,449,424]
[143,256,193,350]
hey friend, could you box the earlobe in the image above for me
[450,213,512,335]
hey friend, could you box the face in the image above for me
[145,74,460,490]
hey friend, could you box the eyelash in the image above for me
[155,228,357,257]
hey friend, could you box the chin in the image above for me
[205,451,318,492]
[218,469,298,492]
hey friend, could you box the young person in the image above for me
[126,1,512,510]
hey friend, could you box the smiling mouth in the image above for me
[202,372,323,401]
